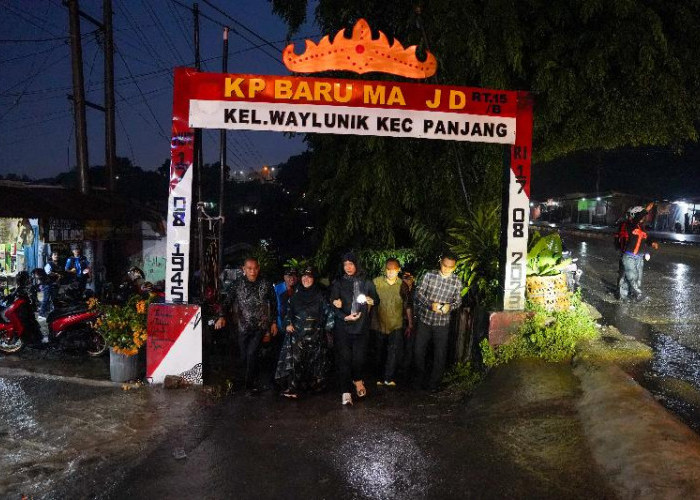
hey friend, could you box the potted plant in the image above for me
[525,231,572,311]
[90,295,152,382]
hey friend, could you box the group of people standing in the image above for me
[214,251,463,405]
[37,244,90,317]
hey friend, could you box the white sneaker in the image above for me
[342,392,353,406]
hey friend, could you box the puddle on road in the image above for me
[334,429,431,499]
[0,378,39,437]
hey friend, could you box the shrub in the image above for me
[480,292,599,367]
[447,204,501,309]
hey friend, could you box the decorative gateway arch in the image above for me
[147,19,532,384]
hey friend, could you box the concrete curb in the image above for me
[0,366,122,388]
[574,360,700,498]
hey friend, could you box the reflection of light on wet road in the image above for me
[651,334,700,387]
[335,430,430,499]
[670,263,692,319]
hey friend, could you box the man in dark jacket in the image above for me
[619,202,658,302]
[215,257,277,394]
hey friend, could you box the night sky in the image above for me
[0,0,317,179]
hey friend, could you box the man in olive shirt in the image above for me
[371,258,413,386]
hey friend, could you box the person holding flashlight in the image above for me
[330,252,379,406]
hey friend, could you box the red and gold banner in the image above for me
[185,71,519,145]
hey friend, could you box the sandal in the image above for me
[282,389,298,399]
[353,380,367,398]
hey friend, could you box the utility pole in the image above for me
[68,0,90,194]
[193,3,203,203]
[104,0,116,191]
[192,2,203,300]
[218,27,228,269]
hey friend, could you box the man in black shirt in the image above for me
[215,257,277,393]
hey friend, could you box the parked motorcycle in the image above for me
[561,243,583,292]
[43,301,105,356]
[0,273,41,353]
[0,272,105,356]
[101,266,164,305]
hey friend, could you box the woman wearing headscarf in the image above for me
[275,267,334,399]
[330,252,379,406]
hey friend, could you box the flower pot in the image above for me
[109,349,144,382]
[526,273,571,312]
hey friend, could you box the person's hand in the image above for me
[286,324,295,333]
[333,299,342,308]
[344,312,362,322]
[262,332,271,343]
[431,302,441,313]
[404,326,414,338]
[365,296,374,306]
[441,304,451,314]
[214,317,226,330]
[270,323,278,336]
[651,242,659,250]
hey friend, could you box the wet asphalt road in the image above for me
[108,364,611,500]
[564,233,700,427]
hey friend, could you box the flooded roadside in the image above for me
[567,234,700,432]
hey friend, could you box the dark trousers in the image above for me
[401,329,415,376]
[334,328,368,394]
[413,320,449,390]
[238,330,262,390]
[39,284,55,316]
[374,329,403,382]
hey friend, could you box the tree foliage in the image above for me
[272,0,700,261]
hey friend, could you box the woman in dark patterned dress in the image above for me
[275,267,334,398]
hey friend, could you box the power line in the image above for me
[114,43,169,139]
[169,0,283,67]
[143,0,182,67]
[165,0,194,54]
[115,106,137,166]
[201,0,283,55]
[0,36,70,43]
[1,1,62,37]
[200,0,284,67]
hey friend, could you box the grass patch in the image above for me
[442,361,483,393]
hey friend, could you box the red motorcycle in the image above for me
[0,287,40,353]
[0,272,105,356]
[44,302,106,356]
